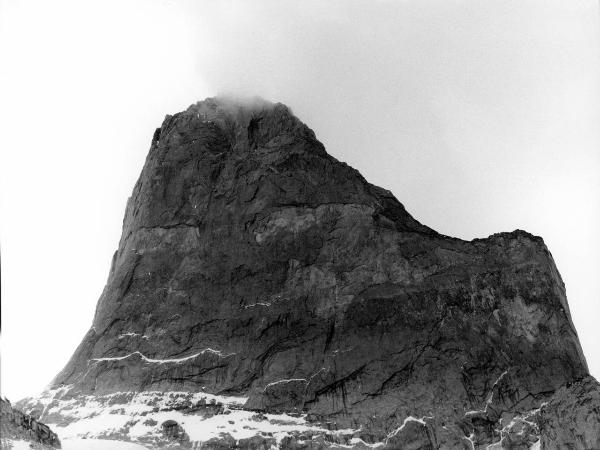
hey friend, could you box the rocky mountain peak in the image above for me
[152,96,320,165]
[184,96,305,148]
[17,98,597,449]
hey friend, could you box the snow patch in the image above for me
[264,378,307,391]
[386,416,430,442]
[464,432,476,450]
[118,333,148,340]
[5,440,35,450]
[62,438,149,450]
[36,385,72,418]
[243,302,271,308]
[90,348,235,364]
[263,368,328,391]
[465,369,509,416]
[30,389,365,448]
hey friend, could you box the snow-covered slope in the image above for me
[19,390,368,449]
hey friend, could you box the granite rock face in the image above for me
[18,97,596,448]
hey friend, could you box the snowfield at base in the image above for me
[18,387,550,449]
[56,404,345,443]
[61,438,149,450]
[23,389,359,447]
[5,441,33,450]
[5,437,148,450]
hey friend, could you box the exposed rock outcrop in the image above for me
[160,419,190,447]
[0,397,61,449]
[17,97,596,448]
[539,376,600,450]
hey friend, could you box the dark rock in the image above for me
[202,434,237,449]
[247,378,308,412]
[279,435,329,449]
[539,376,600,450]
[237,435,277,449]
[496,415,540,450]
[0,397,61,448]
[160,419,190,445]
[23,97,594,448]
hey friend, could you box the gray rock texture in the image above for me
[0,397,61,449]
[539,376,600,450]
[19,97,597,448]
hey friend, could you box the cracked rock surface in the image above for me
[538,376,600,450]
[18,97,597,449]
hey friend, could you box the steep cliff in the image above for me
[18,97,595,449]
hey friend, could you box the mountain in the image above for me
[18,97,599,449]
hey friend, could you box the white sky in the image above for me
[1,0,598,402]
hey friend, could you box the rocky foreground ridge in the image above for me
[18,97,599,449]
[1,397,61,449]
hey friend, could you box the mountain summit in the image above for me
[19,97,599,449]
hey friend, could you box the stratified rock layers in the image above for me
[25,98,595,448]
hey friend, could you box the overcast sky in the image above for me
[1,0,598,401]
